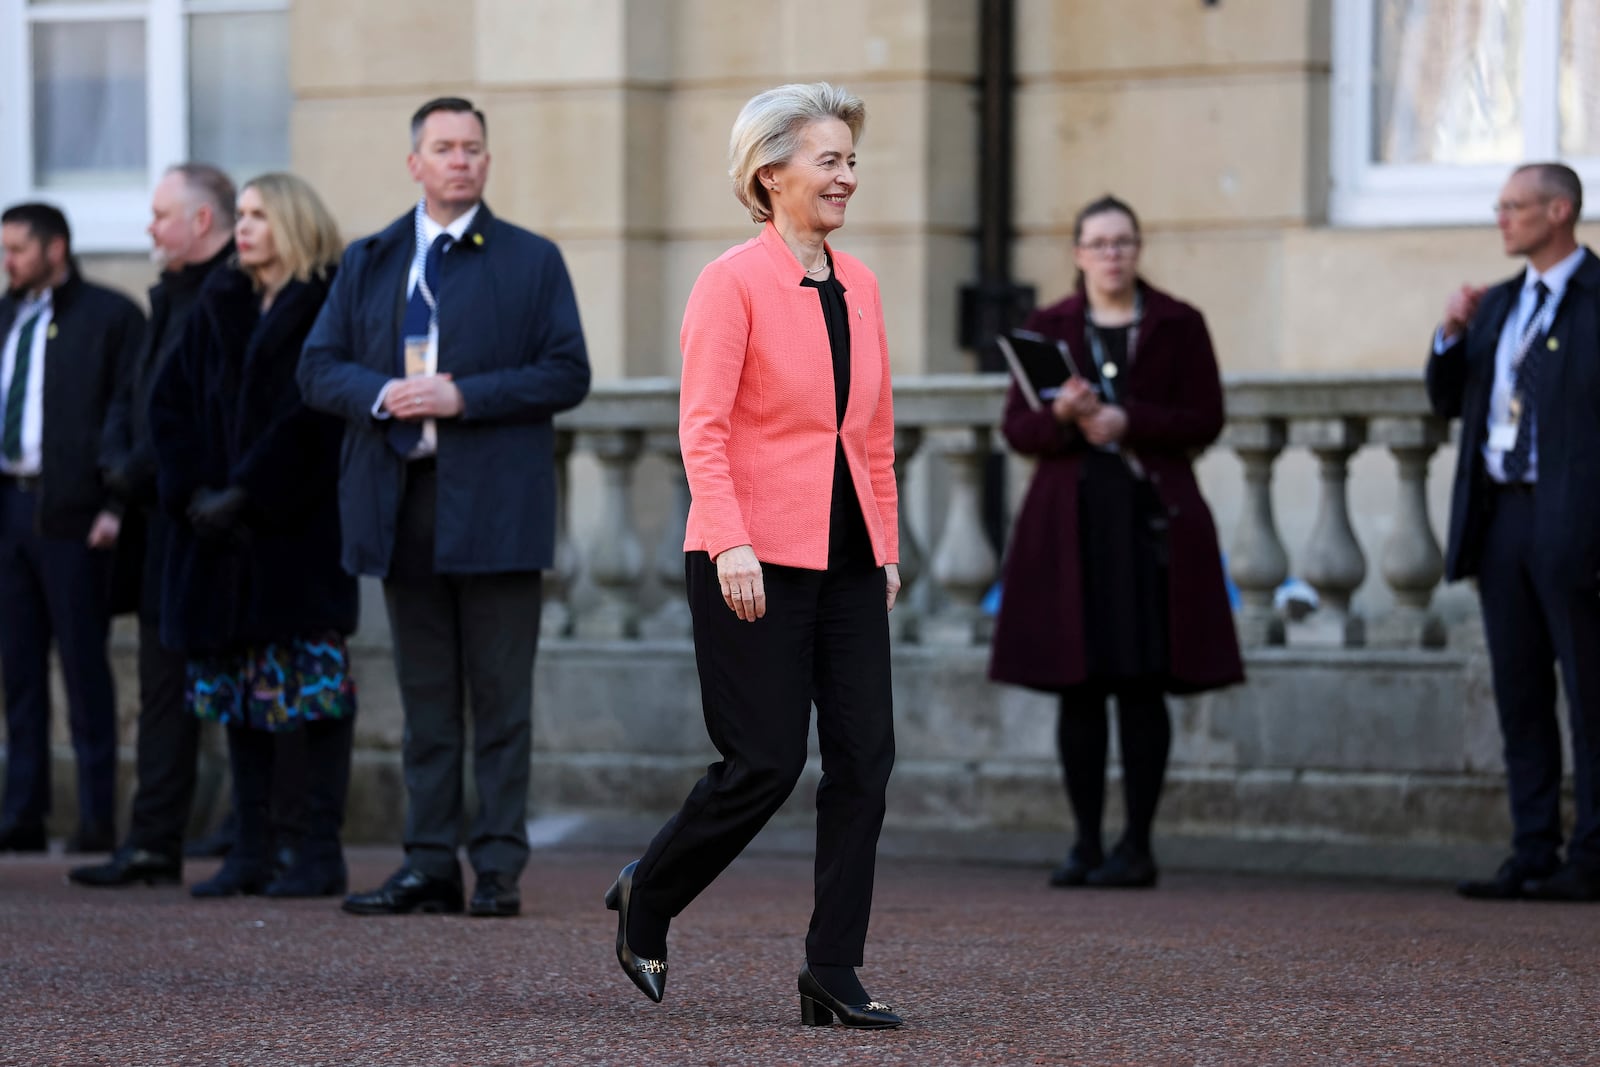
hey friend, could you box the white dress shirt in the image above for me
[1480,246,1586,483]
[373,201,481,459]
[0,291,54,476]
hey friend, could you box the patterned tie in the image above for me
[387,232,452,457]
[2,308,44,463]
[1502,280,1551,483]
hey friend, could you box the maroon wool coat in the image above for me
[987,281,1245,695]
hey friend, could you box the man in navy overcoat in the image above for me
[1428,162,1600,903]
[299,97,590,917]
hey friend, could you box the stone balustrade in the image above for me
[551,371,1452,652]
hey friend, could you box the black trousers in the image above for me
[384,459,543,881]
[0,482,117,829]
[632,552,895,966]
[124,620,196,858]
[1478,488,1600,872]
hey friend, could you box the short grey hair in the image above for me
[168,162,237,229]
[1515,161,1584,221]
[728,82,866,225]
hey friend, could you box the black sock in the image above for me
[809,963,868,1005]
[1058,691,1109,863]
[625,899,670,960]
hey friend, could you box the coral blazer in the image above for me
[680,222,898,570]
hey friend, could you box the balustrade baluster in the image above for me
[922,427,998,645]
[541,430,578,639]
[1370,416,1447,648]
[891,427,924,642]
[1224,418,1290,647]
[1296,417,1368,647]
[575,429,645,640]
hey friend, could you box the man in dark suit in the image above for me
[299,97,590,917]
[69,164,236,887]
[0,203,143,853]
[1428,162,1600,903]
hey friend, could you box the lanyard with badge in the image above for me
[1085,291,1141,407]
[1488,292,1560,452]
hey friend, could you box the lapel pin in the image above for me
[1547,337,1559,351]
[472,233,484,246]
[857,307,863,319]
[47,324,58,340]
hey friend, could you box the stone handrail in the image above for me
[549,372,1451,650]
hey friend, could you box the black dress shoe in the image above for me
[1085,844,1159,888]
[69,848,182,888]
[798,965,903,1029]
[1048,846,1103,888]
[1455,857,1555,901]
[191,856,274,898]
[604,860,667,1003]
[468,872,521,917]
[1521,863,1600,903]
[65,822,116,855]
[0,820,46,853]
[263,854,348,898]
[342,866,464,916]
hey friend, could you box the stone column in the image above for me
[639,431,693,640]
[891,427,925,642]
[1224,418,1290,647]
[1295,417,1369,647]
[1369,416,1447,649]
[574,429,645,640]
[541,430,579,639]
[923,427,998,645]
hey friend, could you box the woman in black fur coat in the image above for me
[150,173,357,899]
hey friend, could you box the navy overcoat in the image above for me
[296,203,591,577]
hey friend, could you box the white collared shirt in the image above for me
[1480,245,1586,483]
[0,291,53,476]
[373,201,481,458]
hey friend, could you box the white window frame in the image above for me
[1331,0,1600,227]
[0,0,287,253]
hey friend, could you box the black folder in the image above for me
[994,329,1083,411]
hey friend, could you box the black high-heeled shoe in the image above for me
[603,861,667,1003]
[797,965,902,1029]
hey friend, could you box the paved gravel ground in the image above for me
[2,846,1597,1066]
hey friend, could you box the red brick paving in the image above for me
[2,847,1597,1065]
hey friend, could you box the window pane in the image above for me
[1563,1,1600,157]
[31,20,148,189]
[1371,0,1523,165]
[187,12,291,181]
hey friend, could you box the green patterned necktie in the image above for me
[2,308,44,463]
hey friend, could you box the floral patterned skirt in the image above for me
[188,632,358,732]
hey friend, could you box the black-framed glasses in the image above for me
[1077,237,1140,256]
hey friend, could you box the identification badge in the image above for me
[404,335,429,378]
[1488,421,1518,451]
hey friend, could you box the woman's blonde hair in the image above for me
[728,82,866,224]
[238,172,342,286]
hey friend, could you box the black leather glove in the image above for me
[103,464,136,504]
[187,486,248,538]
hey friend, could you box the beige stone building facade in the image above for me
[7,1,1595,376]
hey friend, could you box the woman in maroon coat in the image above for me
[989,195,1243,889]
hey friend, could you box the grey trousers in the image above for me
[384,460,543,881]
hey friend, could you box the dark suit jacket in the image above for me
[1427,247,1600,586]
[297,202,591,577]
[987,281,1244,695]
[148,266,356,654]
[0,266,143,541]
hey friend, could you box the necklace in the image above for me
[803,250,828,275]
